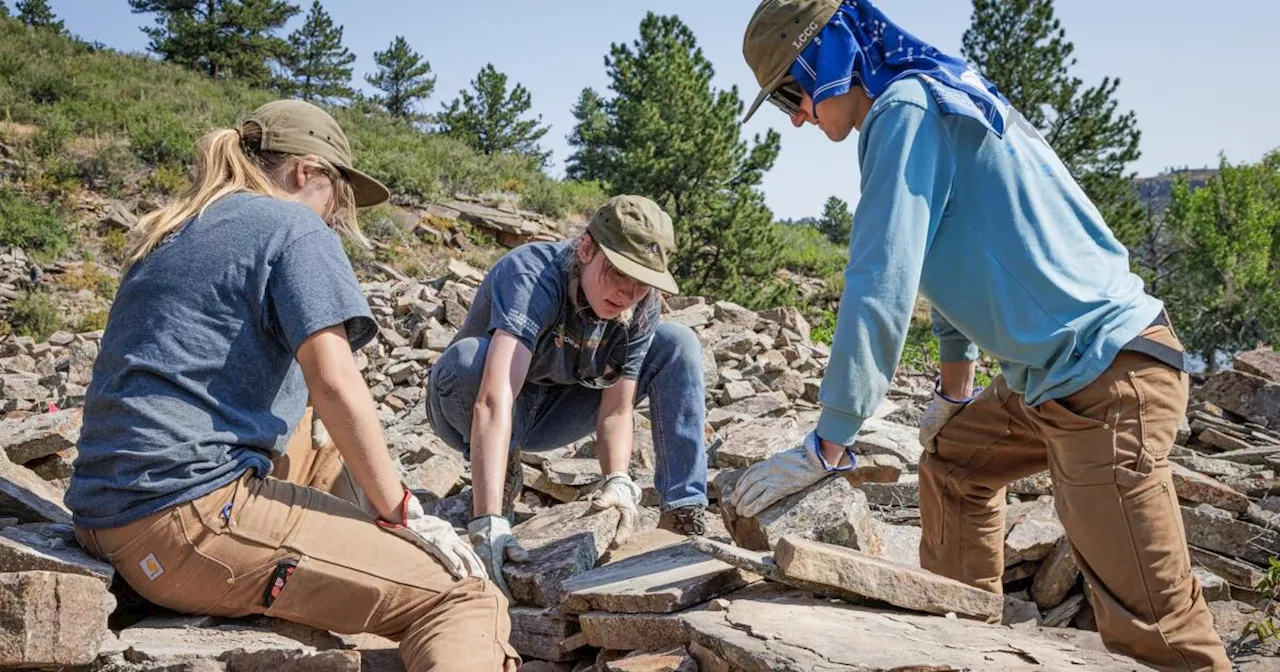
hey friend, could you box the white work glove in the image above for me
[378,490,488,581]
[467,514,529,599]
[589,472,642,549]
[728,431,855,518]
[918,382,980,455]
[312,415,332,450]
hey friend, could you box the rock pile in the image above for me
[2,260,1279,668]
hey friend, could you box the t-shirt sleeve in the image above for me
[622,295,661,380]
[266,229,376,355]
[487,271,561,351]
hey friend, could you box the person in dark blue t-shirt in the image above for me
[67,100,519,671]
[427,195,710,598]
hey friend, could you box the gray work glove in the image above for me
[467,514,529,599]
[378,490,487,581]
[728,431,855,518]
[588,472,643,549]
[918,382,981,455]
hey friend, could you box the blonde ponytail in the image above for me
[125,122,367,272]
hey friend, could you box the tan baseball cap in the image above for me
[245,99,390,208]
[587,195,680,295]
[742,0,841,123]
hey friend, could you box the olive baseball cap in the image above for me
[587,195,680,295]
[245,99,390,208]
[741,0,841,123]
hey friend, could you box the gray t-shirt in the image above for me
[66,192,375,529]
[453,241,659,388]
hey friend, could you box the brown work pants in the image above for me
[919,324,1230,671]
[74,407,520,672]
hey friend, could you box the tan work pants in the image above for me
[919,324,1230,671]
[75,407,520,672]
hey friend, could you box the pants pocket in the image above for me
[1121,466,1191,603]
[1039,378,1117,486]
[263,555,387,634]
[107,507,234,616]
[1122,365,1188,476]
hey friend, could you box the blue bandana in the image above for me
[790,0,1010,137]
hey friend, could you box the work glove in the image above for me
[378,490,488,581]
[589,472,643,549]
[312,414,332,450]
[918,381,981,455]
[728,431,856,519]
[467,513,529,599]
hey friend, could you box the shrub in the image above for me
[102,228,127,264]
[59,262,118,300]
[32,112,72,159]
[0,187,69,260]
[520,177,606,219]
[130,115,193,167]
[6,292,61,341]
[74,309,110,332]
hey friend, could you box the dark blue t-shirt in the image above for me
[66,192,375,529]
[452,241,659,389]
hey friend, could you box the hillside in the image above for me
[1134,168,1218,215]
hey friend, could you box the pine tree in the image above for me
[279,0,354,102]
[566,88,612,182]
[0,2,10,19]
[365,36,435,121]
[816,196,853,245]
[129,0,299,86]
[437,64,550,165]
[961,0,1144,254]
[566,13,785,306]
[16,0,63,32]
[1163,152,1280,370]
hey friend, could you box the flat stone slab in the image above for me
[1235,349,1280,382]
[861,477,919,507]
[853,418,922,467]
[722,476,879,553]
[117,616,354,669]
[1170,454,1253,480]
[681,595,1146,671]
[1189,546,1265,590]
[0,523,114,585]
[714,417,806,469]
[561,540,749,615]
[1031,536,1080,610]
[542,458,603,486]
[0,451,70,524]
[1171,462,1251,513]
[1200,370,1280,428]
[1213,445,1280,465]
[1182,503,1280,567]
[503,501,622,607]
[509,606,578,662]
[774,535,1002,621]
[606,646,698,672]
[0,571,115,668]
[0,408,81,465]
[717,391,790,419]
[580,610,691,652]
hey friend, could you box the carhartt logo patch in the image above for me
[140,553,164,581]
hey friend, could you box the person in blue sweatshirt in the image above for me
[730,1,1229,670]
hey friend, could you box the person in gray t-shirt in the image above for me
[66,100,518,671]
[427,195,709,598]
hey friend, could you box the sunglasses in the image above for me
[767,77,805,117]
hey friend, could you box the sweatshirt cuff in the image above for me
[816,408,867,447]
[939,339,980,363]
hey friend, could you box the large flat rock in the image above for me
[0,408,81,465]
[561,540,749,615]
[579,610,691,652]
[1201,370,1280,428]
[774,535,1002,621]
[0,452,70,524]
[117,615,354,670]
[1235,349,1280,382]
[0,571,115,668]
[681,595,1145,671]
[1031,536,1080,609]
[714,417,806,469]
[1181,503,1280,566]
[503,501,621,607]
[853,418,922,467]
[508,606,578,662]
[0,523,113,585]
[1171,462,1251,513]
[721,476,879,553]
[1004,498,1064,566]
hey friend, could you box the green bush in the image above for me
[130,115,193,167]
[6,292,62,341]
[521,177,606,219]
[0,187,69,260]
[32,112,72,159]
[772,222,847,278]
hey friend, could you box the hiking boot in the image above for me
[658,504,707,536]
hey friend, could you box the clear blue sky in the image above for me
[49,0,1280,220]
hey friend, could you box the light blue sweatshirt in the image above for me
[816,75,1163,445]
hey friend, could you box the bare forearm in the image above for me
[596,411,634,475]
[470,401,513,517]
[939,360,977,400]
[309,369,404,521]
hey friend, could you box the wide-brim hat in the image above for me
[742,0,842,123]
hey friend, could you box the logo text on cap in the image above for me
[792,21,819,50]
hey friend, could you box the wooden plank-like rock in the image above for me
[774,535,1001,621]
[561,541,749,615]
